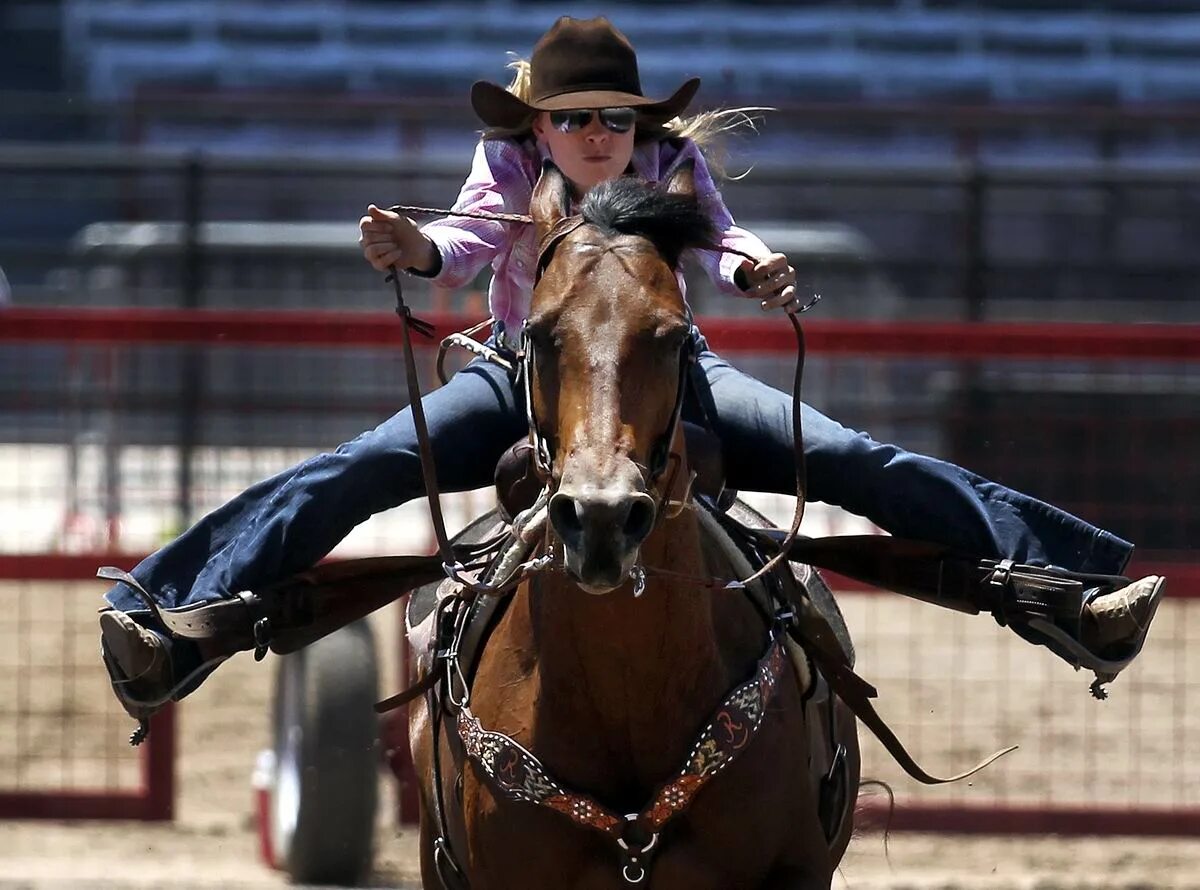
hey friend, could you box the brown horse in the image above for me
[410,161,860,889]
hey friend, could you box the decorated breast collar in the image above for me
[455,612,792,885]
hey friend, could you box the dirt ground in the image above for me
[1,583,1198,889]
[3,819,1200,889]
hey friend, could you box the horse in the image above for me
[409,160,861,889]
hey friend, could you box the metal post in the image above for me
[955,160,989,476]
[177,155,204,532]
[1098,126,1120,307]
[963,160,987,323]
[141,704,177,821]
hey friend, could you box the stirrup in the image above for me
[99,621,172,747]
[101,634,232,746]
[100,609,233,746]
[1026,575,1166,699]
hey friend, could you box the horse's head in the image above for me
[525,159,715,594]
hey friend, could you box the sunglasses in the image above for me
[548,107,638,135]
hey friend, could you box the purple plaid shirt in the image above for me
[418,136,769,347]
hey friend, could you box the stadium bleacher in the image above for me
[55,1,1200,109]
[4,1,1196,321]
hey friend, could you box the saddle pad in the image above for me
[693,505,812,697]
[696,497,853,846]
[405,509,510,668]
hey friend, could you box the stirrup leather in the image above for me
[978,559,1096,630]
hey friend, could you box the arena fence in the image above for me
[0,556,175,821]
[0,307,1196,835]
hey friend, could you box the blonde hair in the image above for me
[481,57,767,179]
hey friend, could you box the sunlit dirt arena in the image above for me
[1,579,1198,889]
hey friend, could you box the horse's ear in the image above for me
[531,159,571,238]
[664,158,697,200]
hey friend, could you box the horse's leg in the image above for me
[765,760,838,890]
[411,697,476,889]
[417,810,440,889]
[409,696,443,889]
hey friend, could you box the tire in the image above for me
[267,620,380,886]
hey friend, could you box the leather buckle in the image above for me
[233,590,272,660]
[251,617,272,661]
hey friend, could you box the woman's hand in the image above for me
[736,253,799,313]
[358,204,438,273]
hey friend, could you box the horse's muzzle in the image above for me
[549,487,656,593]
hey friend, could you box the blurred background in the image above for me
[0,2,1197,888]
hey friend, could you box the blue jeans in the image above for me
[106,341,1133,683]
[690,346,1131,575]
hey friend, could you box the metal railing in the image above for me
[3,144,1200,327]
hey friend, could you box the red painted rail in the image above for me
[4,307,1200,360]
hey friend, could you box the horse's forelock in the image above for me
[578,177,716,267]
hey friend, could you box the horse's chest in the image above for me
[466,796,812,890]
[461,703,818,889]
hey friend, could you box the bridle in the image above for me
[520,214,696,489]
[384,201,816,597]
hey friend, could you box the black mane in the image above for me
[578,176,716,267]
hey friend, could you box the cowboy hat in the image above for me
[471,17,700,129]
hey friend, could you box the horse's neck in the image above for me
[518,508,764,789]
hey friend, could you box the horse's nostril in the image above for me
[623,498,654,544]
[549,494,583,540]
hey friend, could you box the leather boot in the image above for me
[1058,575,1166,694]
[97,552,451,669]
[1081,575,1165,654]
[99,610,174,722]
